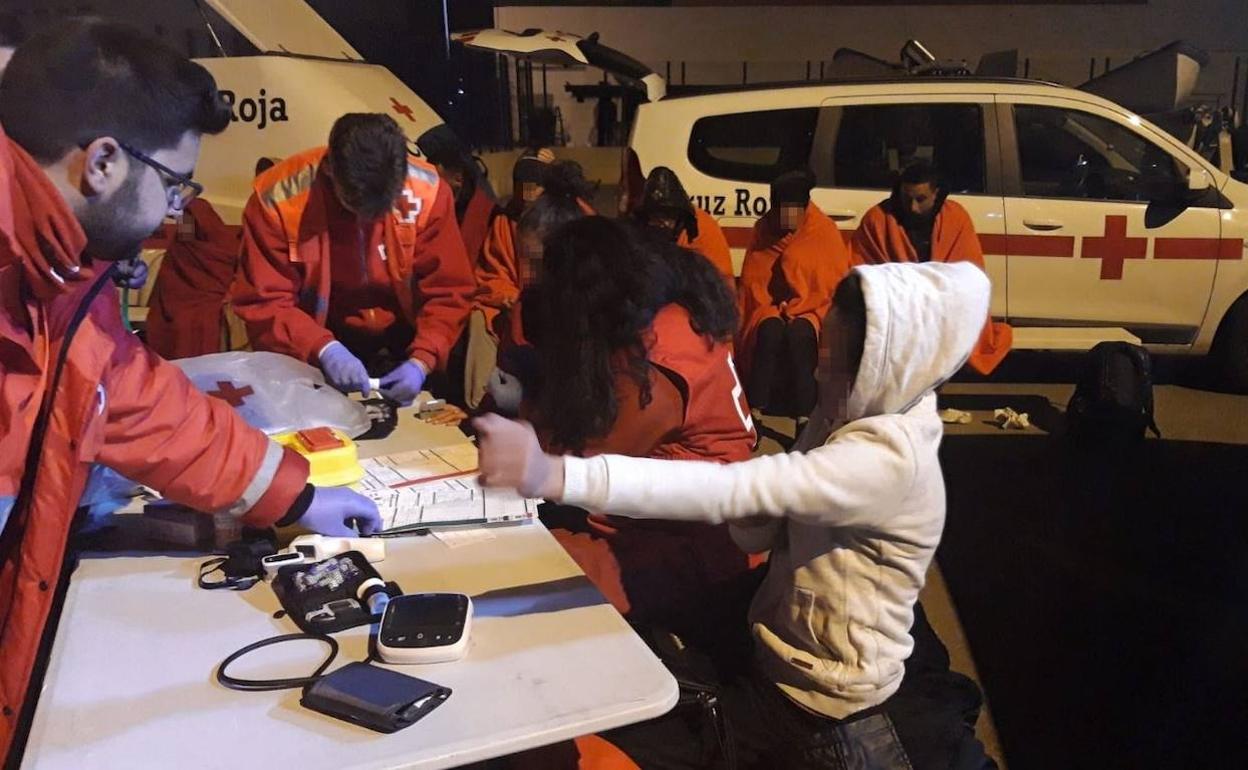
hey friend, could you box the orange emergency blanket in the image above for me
[737,203,852,377]
[851,198,1012,374]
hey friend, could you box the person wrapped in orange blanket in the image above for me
[481,164,593,415]
[522,217,757,638]
[851,161,1012,374]
[466,156,593,407]
[738,169,852,426]
[632,165,734,281]
[426,144,496,269]
[145,157,275,359]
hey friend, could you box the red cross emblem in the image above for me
[389,97,415,122]
[1082,215,1147,280]
[394,189,421,224]
[207,380,254,407]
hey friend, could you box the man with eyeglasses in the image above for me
[0,21,382,762]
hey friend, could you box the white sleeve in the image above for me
[560,420,918,530]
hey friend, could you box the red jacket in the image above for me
[457,185,496,267]
[230,147,474,371]
[543,305,756,622]
[145,198,240,359]
[0,129,308,759]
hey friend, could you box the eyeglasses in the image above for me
[118,142,203,211]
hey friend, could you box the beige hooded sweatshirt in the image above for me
[559,261,990,718]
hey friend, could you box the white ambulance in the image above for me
[122,0,450,329]
[462,30,1248,391]
[187,0,447,222]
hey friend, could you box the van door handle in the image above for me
[1022,219,1064,231]
[826,209,858,221]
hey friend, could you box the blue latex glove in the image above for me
[487,367,524,415]
[378,360,426,406]
[319,341,371,396]
[298,486,382,536]
[112,256,149,289]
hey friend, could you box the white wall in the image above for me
[498,0,1248,146]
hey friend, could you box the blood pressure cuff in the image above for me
[301,662,451,733]
[270,551,399,634]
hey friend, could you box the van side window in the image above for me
[827,104,986,194]
[1014,105,1183,202]
[688,108,819,184]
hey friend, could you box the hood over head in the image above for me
[637,166,695,236]
[847,261,989,421]
[770,168,815,208]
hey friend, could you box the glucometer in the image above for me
[289,534,386,564]
[260,550,308,577]
[377,593,472,664]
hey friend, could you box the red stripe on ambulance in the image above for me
[1154,237,1244,261]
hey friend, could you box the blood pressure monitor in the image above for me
[377,593,472,665]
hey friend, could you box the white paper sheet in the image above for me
[354,446,537,532]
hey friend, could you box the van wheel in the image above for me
[1212,294,1248,393]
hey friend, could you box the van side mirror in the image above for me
[1188,168,1211,193]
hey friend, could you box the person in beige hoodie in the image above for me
[474,261,997,769]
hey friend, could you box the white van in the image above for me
[462,30,1248,390]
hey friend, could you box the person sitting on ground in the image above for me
[145,157,276,359]
[474,261,999,770]
[426,143,496,268]
[230,113,475,406]
[518,216,758,634]
[466,156,593,408]
[738,168,851,429]
[852,160,1012,375]
[482,162,592,415]
[633,165,734,281]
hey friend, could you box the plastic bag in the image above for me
[174,351,371,438]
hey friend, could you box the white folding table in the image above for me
[20,410,678,769]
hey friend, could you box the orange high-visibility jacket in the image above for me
[0,131,308,759]
[231,147,474,371]
[851,197,1012,374]
[737,202,852,378]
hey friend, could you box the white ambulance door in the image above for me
[811,95,1007,319]
[999,96,1221,346]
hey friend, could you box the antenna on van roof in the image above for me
[900,40,935,70]
[191,0,229,58]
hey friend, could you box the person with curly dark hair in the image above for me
[523,216,758,631]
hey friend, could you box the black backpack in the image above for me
[1066,341,1161,442]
